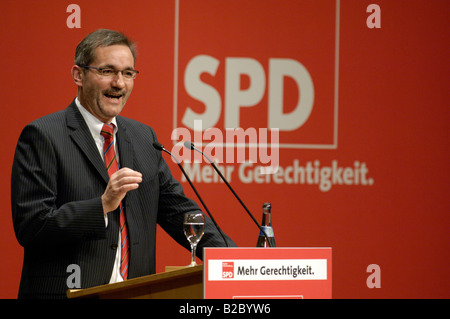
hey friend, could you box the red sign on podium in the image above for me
[203,247,332,299]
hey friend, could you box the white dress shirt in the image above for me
[75,97,124,283]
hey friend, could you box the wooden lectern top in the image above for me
[67,265,203,299]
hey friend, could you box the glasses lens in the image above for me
[123,70,138,79]
[83,66,138,79]
[100,68,116,76]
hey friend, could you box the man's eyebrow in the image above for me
[100,64,135,70]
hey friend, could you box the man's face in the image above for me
[74,44,135,123]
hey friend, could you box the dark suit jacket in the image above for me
[11,100,235,299]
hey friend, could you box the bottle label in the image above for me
[259,226,274,237]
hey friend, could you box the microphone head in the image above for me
[184,141,194,150]
[152,141,164,151]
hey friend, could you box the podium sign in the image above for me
[203,247,332,299]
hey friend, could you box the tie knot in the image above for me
[101,123,115,141]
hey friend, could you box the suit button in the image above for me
[111,244,118,250]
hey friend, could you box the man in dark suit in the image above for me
[11,29,235,299]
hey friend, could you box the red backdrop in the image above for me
[1,0,448,298]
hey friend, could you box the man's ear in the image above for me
[71,65,84,87]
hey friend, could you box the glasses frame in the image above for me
[79,65,139,80]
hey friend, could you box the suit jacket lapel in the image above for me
[115,117,137,249]
[116,117,134,170]
[66,100,110,184]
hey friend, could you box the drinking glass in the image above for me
[183,213,205,266]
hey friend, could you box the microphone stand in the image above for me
[184,141,272,247]
[153,142,229,247]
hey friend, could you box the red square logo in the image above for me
[222,262,234,279]
[173,0,339,150]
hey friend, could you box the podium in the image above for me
[67,247,331,299]
[203,247,332,299]
[67,265,203,299]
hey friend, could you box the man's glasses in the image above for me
[79,65,139,80]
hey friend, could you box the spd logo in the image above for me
[222,262,234,279]
[173,0,340,149]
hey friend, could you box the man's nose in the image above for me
[111,72,126,88]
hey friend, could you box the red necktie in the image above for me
[101,123,129,280]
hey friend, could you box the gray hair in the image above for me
[74,29,137,66]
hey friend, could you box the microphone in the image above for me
[183,141,272,247]
[152,141,229,247]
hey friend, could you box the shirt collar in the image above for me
[75,97,118,138]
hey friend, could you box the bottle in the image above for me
[256,203,276,247]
